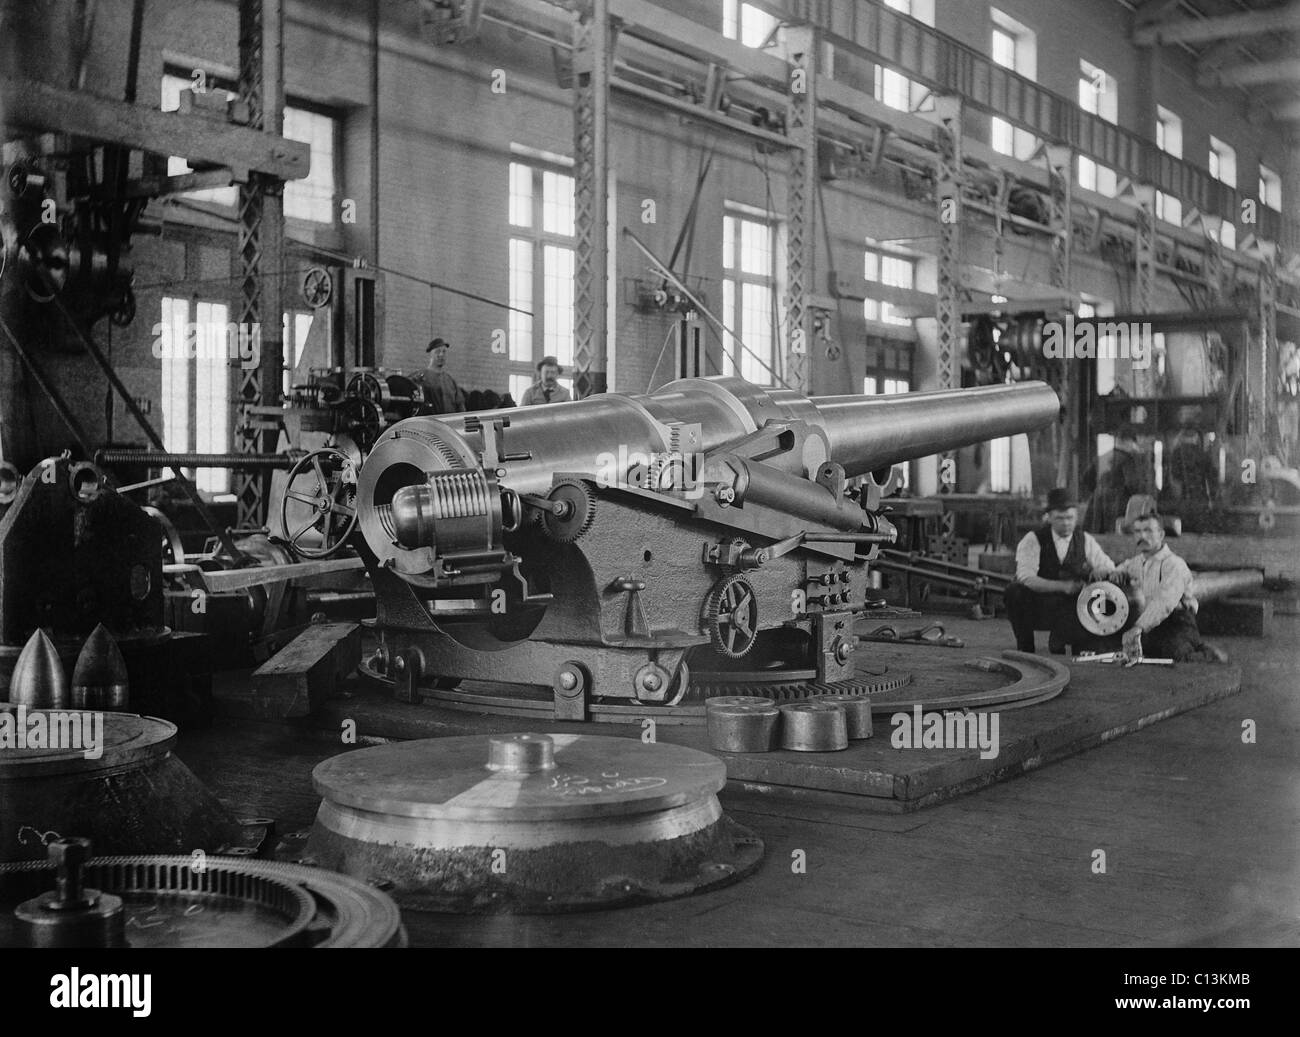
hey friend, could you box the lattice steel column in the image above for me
[234,0,286,528]
[784,26,816,394]
[1257,259,1278,443]
[1046,145,1077,492]
[933,96,963,395]
[1132,184,1157,399]
[572,0,612,398]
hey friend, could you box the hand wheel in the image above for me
[280,448,358,558]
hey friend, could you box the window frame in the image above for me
[722,206,782,386]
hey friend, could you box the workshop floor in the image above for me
[179,615,1300,948]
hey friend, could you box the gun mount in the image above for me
[354,376,1060,720]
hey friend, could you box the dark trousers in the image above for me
[1143,607,1206,661]
[1004,582,1094,653]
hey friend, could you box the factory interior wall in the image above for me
[5,0,1296,469]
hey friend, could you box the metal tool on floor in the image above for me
[1073,650,1174,667]
[862,622,965,648]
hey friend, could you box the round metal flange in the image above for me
[706,698,780,753]
[0,708,175,779]
[779,701,849,752]
[306,733,763,912]
[1077,580,1130,636]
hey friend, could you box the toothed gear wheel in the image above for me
[542,478,597,543]
[703,574,759,659]
[690,670,912,702]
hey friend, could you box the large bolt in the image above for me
[49,838,95,911]
[716,487,736,505]
[642,673,662,692]
[558,670,578,691]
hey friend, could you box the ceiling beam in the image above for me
[1201,56,1300,86]
[1135,5,1300,46]
[1135,0,1187,27]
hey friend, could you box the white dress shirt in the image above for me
[1115,544,1197,633]
[1014,530,1115,591]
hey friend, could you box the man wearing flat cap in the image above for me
[419,337,466,414]
[1004,487,1117,654]
[519,356,572,406]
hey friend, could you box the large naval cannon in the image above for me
[354,376,1059,719]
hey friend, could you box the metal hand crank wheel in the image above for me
[281,448,358,558]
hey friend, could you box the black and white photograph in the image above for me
[0,0,1295,1000]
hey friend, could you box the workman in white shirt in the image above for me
[1104,512,1225,662]
[1005,487,1116,655]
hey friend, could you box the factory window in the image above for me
[1077,61,1117,197]
[1208,137,1237,189]
[989,10,1038,161]
[722,0,779,48]
[989,438,1012,493]
[161,73,338,223]
[508,156,576,390]
[1259,165,1281,211]
[158,296,232,495]
[722,208,779,385]
[873,0,935,114]
[863,247,915,327]
[1155,107,1183,227]
[281,311,315,396]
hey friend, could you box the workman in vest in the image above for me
[1004,487,1117,655]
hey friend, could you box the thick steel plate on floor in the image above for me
[306,733,764,913]
[0,856,402,948]
[0,709,240,862]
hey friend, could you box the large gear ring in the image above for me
[541,478,597,543]
[703,574,759,659]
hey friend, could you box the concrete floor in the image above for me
[181,614,1300,948]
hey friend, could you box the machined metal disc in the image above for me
[312,733,725,823]
[1077,580,1130,636]
[0,708,175,779]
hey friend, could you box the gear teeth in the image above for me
[692,672,912,703]
[542,477,597,543]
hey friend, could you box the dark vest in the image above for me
[1035,527,1089,581]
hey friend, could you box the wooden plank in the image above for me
[2,77,310,181]
[250,622,360,719]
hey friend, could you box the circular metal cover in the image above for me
[0,709,175,779]
[1077,580,1130,636]
[312,734,726,822]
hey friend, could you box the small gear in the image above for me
[542,478,597,543]
[703,574,759,659]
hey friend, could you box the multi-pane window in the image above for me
[159,296,231,495]
[990,438,1012,493]
[722,0,779,47]
[874,0,935,114]
[1209,137,1237,248]
[863,248,916,327]
[1260,165,1282,211]
[161,73,337,222]
[508,156,576,388]
[282,311,315,396]
[1077,61,1117,197]
[722,209,779,385]
[1155,107,1183,226]
[990,10,1037,160]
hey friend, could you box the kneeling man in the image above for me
[1105,512,1223,662]
[1006,487,1116,654]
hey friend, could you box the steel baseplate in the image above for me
[305,733,764,913]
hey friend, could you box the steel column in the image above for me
[1132,184,1157,400]
[1258,260,1277,444]
[933,96,963,396]
[1046,144,1076,492]
[784,26,817,394]
[234,0,286,528]
[572,0,612,398]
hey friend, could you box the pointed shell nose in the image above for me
[7,629,70,708]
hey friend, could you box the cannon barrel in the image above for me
[807,383,1061,477]
[357,376,1059,577]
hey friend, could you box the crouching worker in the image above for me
[1005,487,1117,655]
[1105,512,1226,662]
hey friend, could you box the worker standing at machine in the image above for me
[1104,513,1225,662]
[519,356,572,406]
[1005,487,1117,654]
[418,338,466,414]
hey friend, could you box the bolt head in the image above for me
[49,838,88,870]
[643,674,662,691]
[558,671,578,691]
[393,656,405,673]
